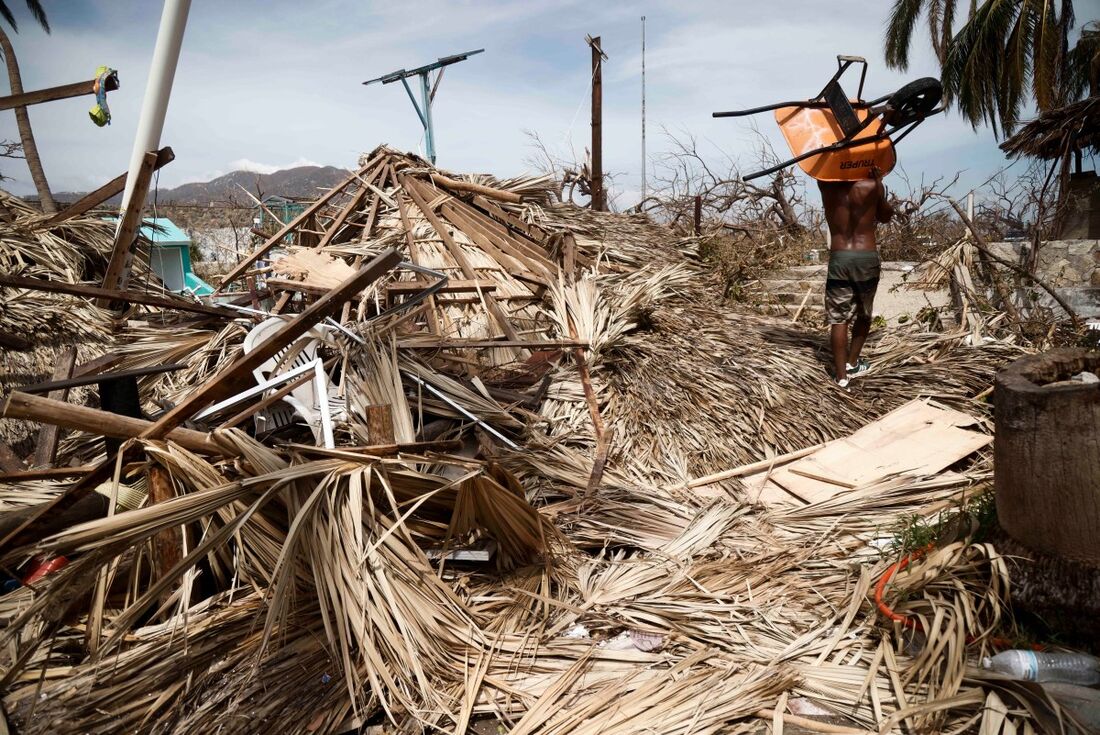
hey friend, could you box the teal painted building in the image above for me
[138,218,214,296]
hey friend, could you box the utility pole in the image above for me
[586,35,608,211]
[363,49,483,165]
[641,16,647,209]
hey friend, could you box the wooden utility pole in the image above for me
[587,35,608,211]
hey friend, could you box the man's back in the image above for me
[818,178,891,251]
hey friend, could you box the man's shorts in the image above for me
[824,250,881,325]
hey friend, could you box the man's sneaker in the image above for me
[846,358,871,379]
[835,377,850,391]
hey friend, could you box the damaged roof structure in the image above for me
[0,146,1073,734]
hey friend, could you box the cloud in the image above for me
[226,157,324,175]
[0,0,1024,206]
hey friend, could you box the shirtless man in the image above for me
[818,168,894,388]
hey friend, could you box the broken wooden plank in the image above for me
[0,274,234,318]
[31,347,77,468]
[402,175,524,349]
[394,180,442,336]
[2,392,224,456]
[429,173,522,203]
[99,149,160,301]
[365,404,395,446]
[386,279,497,295]
[45,147,174,226]
[0,466,94,482]
[0,73,118,111]
[146,465,183,591]
[283,438,463,458]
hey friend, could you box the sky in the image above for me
[0,0,1063,208]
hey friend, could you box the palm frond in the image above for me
[885,0,930,69]
[0,3,17,32]
[21,0,46,33]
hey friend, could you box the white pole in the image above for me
[119,0,192,219]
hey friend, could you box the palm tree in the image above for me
[0,0,55,213]
[885,0,1097,137]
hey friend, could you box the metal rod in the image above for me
[420,71,436,164]
[194,359,320,420]
[403,371,519,450]
[399,77,426,127]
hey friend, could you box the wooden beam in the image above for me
[394,177,441,336]
[429,173,522,203]
[365,404,395,446]
[312,178,371,252]
[588,35,606,211]
[0,274,235,318]
[282,438,463,458]
[142,248,401,439]
[0,74,118,112]
[31,347,76,468]
[99,150,160,302]
[0,465,94,482]
[1,392,224,456]
[146,465,183,590]
[215,156,382,291]
[401,175,524,349]
[45,147,174,226]
[386,279,496,295]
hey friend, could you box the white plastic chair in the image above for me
[242,317,345,445]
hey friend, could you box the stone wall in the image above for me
[987,239,1099,287]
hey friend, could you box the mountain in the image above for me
[51,164,352,208]
[159,165,351,205]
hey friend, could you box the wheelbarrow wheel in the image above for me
[886,77,942,126]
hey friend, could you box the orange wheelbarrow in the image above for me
[713,55,942,182]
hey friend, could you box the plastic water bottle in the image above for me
[982,650,1100,685]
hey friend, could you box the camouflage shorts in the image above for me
[824,250,880,325]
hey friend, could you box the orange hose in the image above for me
[874,543,933,631]
[874,545,1046,652]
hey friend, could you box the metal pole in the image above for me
[641,16,647,209]
[119,0,191,221]
[420,71,436,164]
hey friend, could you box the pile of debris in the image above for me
[0,147,1070,734]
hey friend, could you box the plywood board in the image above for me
[749,399,991,507]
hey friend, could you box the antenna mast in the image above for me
[363,49,484,164]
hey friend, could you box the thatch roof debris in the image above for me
[1000,95,1100,160]
[0,147,1060,734]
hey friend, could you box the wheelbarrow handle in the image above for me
[740,133,889,182]
[713,100,831,118]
